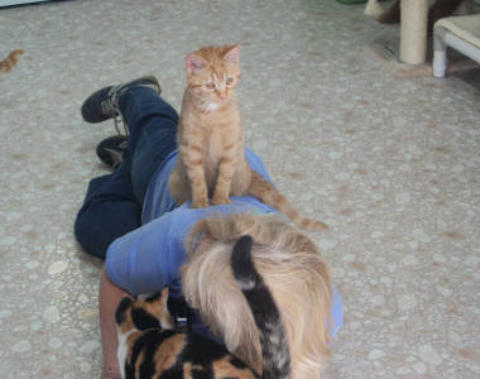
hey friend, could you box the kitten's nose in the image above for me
[216,91,227,100]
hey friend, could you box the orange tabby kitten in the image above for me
[168,44,327,230]
[0,49,24,73]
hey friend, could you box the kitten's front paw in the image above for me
[211,196,231,206]
[191,200,209,208]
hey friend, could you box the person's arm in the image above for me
[99,268,131,379]
[100,209,207,378]
[98,212,193,379]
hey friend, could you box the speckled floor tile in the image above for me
[1,0,479,378]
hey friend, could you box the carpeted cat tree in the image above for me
[365,0,429,64]
[399,0,429,64]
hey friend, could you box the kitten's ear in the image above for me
[185,54,206,75]
[224,44,241,64]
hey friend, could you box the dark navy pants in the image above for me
[74,87,179,259]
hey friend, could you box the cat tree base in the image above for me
[368,38,479,77]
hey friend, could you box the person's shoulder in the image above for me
[160,205,209,232]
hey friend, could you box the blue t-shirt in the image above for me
[105,148,343,338]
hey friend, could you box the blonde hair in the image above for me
[181,213,332,378]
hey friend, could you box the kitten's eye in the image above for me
[226,77,234,86]
[205,82,216,90]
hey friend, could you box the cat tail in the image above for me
[0,49,24,73]
[231,235,291,379]
[248,170,328,231]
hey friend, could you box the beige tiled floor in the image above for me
[1,0,479,377]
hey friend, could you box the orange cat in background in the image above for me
[168,44,327,231]
[0,49,24,73]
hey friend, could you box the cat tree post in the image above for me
[400,0,429,64]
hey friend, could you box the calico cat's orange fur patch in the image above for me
[153,334,186,371]
[212,358,258,378]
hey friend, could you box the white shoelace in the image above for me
[100,84,129,136]
[101,79,160,136]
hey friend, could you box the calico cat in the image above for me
[168,44,327,231]
[0,49,24,73]
[115,235,290,379]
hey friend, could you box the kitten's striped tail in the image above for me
[248,170,328,231]
[0,49,24,73]
[231,235,290,379]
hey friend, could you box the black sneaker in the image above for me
[96,135,128,169]
[81,75,161,135]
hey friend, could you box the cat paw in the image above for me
[191,200,209,208]
[211,196,231,206]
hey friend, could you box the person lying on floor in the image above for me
[74,76,343,378]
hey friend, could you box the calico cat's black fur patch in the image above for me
[131,307,160,330]
[115,297,133,325]
[231,236,291,379]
